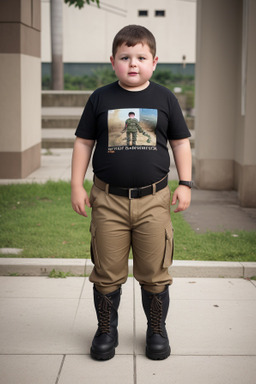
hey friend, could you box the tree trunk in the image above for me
[50,0,64,90]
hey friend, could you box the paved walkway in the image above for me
[1,148,256,383]
[0,276,256,383]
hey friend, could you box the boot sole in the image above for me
[146,346,171,360]
[90,347,115,361]
[90,341,118,361]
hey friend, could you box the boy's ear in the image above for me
[110,56,115,69]
[153,56,159,71]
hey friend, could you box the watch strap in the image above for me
[179,180,193,189]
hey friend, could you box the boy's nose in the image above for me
[130,58,137,67]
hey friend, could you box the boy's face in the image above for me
[110,43,158,91]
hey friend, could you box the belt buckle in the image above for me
[128,187,137,200]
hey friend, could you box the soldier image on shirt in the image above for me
[122,112,151,146]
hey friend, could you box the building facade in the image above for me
[195,0,256,207]
[41,0,196,75]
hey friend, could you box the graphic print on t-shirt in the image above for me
[108,108,157,152]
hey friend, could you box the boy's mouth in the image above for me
[128,72,138,75]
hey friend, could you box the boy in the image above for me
[71,25,192,361]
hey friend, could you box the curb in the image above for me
[0,258,256,278]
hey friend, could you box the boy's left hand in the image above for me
[171,185,191,213]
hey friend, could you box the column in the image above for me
[194,0,241,190]
[0,0,41,178]
[235,0,256,207]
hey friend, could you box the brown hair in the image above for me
[112,25,156,58]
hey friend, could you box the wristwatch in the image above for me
[179,180,193,189]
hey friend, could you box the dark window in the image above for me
[155,10,165,17]
[138,10,148,17]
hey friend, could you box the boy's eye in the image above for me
[121,57,128,61]
[139,57,146,61]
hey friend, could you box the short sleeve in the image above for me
[75,97,97,140]
[167,97,191,140]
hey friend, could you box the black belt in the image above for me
[94,175,168,199]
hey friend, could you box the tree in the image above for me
[64,0,100,9]
[51,0,63,90]
[50,0,100,90]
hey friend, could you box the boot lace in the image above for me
[97,295,112,334]
[150,295,163,335]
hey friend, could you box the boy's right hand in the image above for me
[71,186,91,217]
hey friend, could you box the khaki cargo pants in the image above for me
[89,179,174,294]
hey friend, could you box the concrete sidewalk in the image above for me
[0,276,256,384]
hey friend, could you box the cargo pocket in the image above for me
[162,224,174,268]
[90,222,101,269]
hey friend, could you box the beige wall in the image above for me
[21,54,41,151]
[195,0,256,207]
[0,0,41,178]
[41,0,196,64]
[0,54,22,152]
[243,0,256,166]
[236,0,256,206]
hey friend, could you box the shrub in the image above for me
[42,68,195,106]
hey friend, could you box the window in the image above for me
[155,10,165,17]
[138,10,148,17]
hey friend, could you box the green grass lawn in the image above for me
[0,181,255,261]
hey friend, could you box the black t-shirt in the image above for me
[76,81,190,188]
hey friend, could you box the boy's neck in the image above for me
[118,80,150,92]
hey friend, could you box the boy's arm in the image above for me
[169,138,192,213]
[71,137,95,217]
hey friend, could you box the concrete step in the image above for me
[42,90,92,107]
[41,129,195,151]
[41,90,191,110]
[42,107,83,128]
[41,107,195,148]
[41,129,195,150]
[42,107,195,129]
[42,129,75,149]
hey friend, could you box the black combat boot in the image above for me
[90,286,121,361]
[141,285,171,360]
